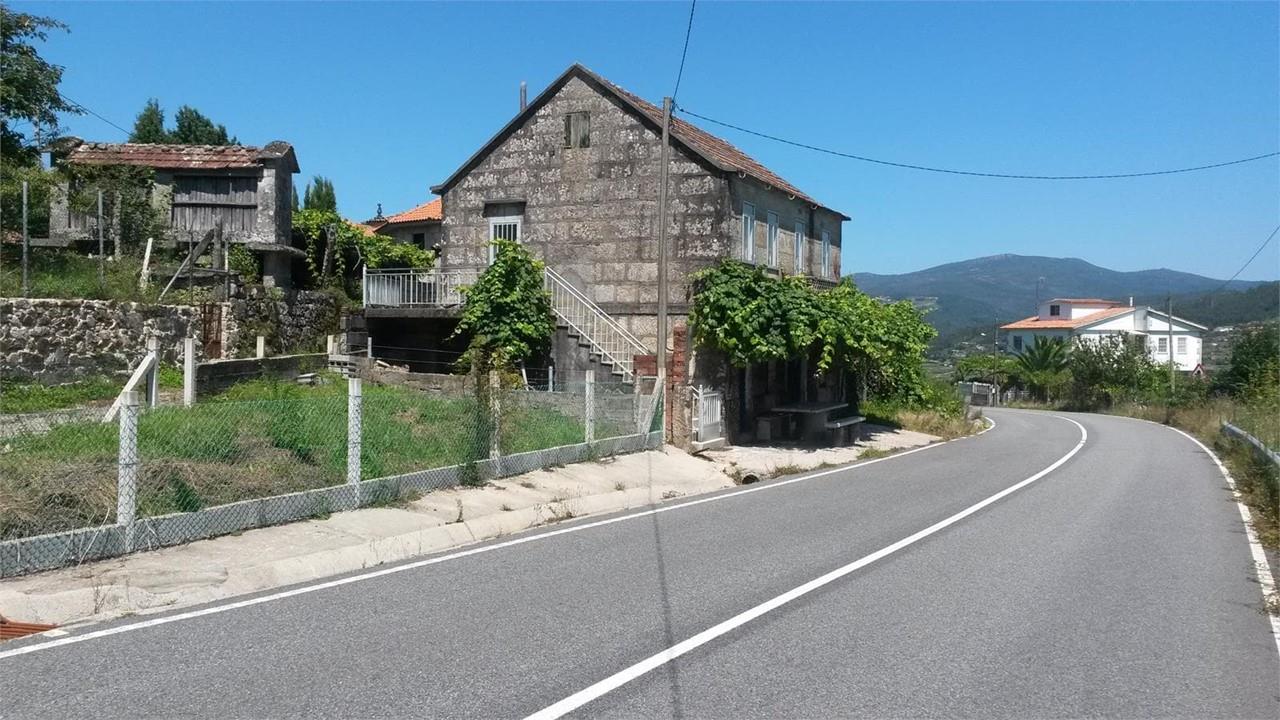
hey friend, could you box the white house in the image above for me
[1001,298,1206,371]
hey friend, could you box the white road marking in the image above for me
[0,415,998,661]
[526,414,1086,720]
[1166,425,1280,677]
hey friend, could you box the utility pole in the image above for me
[1166,293,1175,393]
[656,97,672,406]
[21,181,29,298]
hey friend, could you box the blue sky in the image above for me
[19,1,1280,280]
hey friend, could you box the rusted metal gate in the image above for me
[199,302,222,359]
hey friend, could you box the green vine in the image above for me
[690,259,936,401]
[453,238,555,372]
[292,209,433,291]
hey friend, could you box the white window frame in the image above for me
[1049,304,1061,317]
[793,220,806,274]
[1013,335,1023,351]
[1176,336,1187,355]
[766,211,779,268]
[742,202,756,263]
[1156,336,1168,354]
[487,215,522,264]
[821,230,832,277]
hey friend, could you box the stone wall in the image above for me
[221,288,341,359]
[0,298,198,382]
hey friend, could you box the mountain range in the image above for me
[852,254,1276,347]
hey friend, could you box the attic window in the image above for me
[564,112,590,149]
[1049,304,1061,317]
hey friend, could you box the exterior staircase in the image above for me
[363,265,651,382]
[543,267,649,382]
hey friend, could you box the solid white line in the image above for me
[0,414,999,661]
[1165,425,1280,677]
[525,415,1085,720]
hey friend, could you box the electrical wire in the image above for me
[58,92,130,137]
[671,0,697,102]
[1204,224,1280,296]
[675,106,1280,180]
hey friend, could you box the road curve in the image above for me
[1,408,1276,719]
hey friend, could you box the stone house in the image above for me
[362,63,850,444]
[429,63,848,353]
[48,139,300,287]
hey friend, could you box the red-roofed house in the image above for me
[1001,298,1206,371]
[364,198,443,250]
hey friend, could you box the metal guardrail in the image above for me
[1222,422,1280,467]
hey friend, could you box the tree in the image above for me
[302,176,337,212]
[1066,334,1160,409]
[1016,337,1070,401]
[129,98,169,143]
[0,6,78,162]
[291,185,300,212]
[292,208,431,292]
[1216,324,1280,402]
[453,238,554,371]
[954,353,1020,386]
[0,5,80,235]
[170,105,235,145]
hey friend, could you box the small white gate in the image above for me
[693,386,724,444]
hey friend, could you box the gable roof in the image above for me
[430,64,849,220]
[1001,306,1135,330]
[61,139,299,173]
[1046,298,1124,306]
[383,198,443,225]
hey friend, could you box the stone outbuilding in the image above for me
[48,139,301,287]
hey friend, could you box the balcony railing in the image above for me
[362,268,481,308]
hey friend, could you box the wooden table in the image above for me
[772,401,849,443]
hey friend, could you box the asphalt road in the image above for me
[2,409,1277,719]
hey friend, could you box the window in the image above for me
[487,216,521,264]
[742,202,756,263]
[766,212,779,267]
[1013,335,1023,351]
[412,232,425,247]
[821,230,832,277]
[1176,336,1187,355]
[794,220,806,273]
[1156,336,1168,353]
[564,112,590,149]
[1049,304,1061,317]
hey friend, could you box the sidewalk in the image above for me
[0,425,936,629]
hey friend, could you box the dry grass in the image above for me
[893,409,985,440]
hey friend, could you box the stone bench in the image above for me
[825,415,866,446]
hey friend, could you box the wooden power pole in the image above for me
[656,97,672,401]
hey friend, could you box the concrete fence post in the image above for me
[183,336,196,407]
[489,370,501,465]
[256,335,266,359]
[117,390,141,552]
[326,334,336,355]
[145,336,160,408]
[347,376,362,486]
[367,336,373,358]
[584,370,596,443]
[547,364,555,393]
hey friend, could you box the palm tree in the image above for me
[1016,337,1069,401]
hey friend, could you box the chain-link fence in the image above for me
[1,368,662,577]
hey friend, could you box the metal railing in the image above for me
[363,267,481,308]
[543,267,649,381]
[693,385,724,443]
[361,265,651,382]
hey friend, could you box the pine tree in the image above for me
[291,185,300,212]
[171,105,237,145]
[302,176,337,212]
[129,99,170,143]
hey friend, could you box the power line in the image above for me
[58,92,130,137]
[675,106,1280,180]
[1206,224,1279,296]
[671,0,697,101]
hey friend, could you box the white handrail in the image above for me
[543,268,650,381]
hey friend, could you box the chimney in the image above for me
[1129,296,1134,307]
[520,81,527,111]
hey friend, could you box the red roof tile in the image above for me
[1001,306,1134,330]
[64,141,296,171]
[383,198,442,224]
[1046,298,1124,306]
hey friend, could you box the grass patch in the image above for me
[0,376,122,414]
[0,375,588,539]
